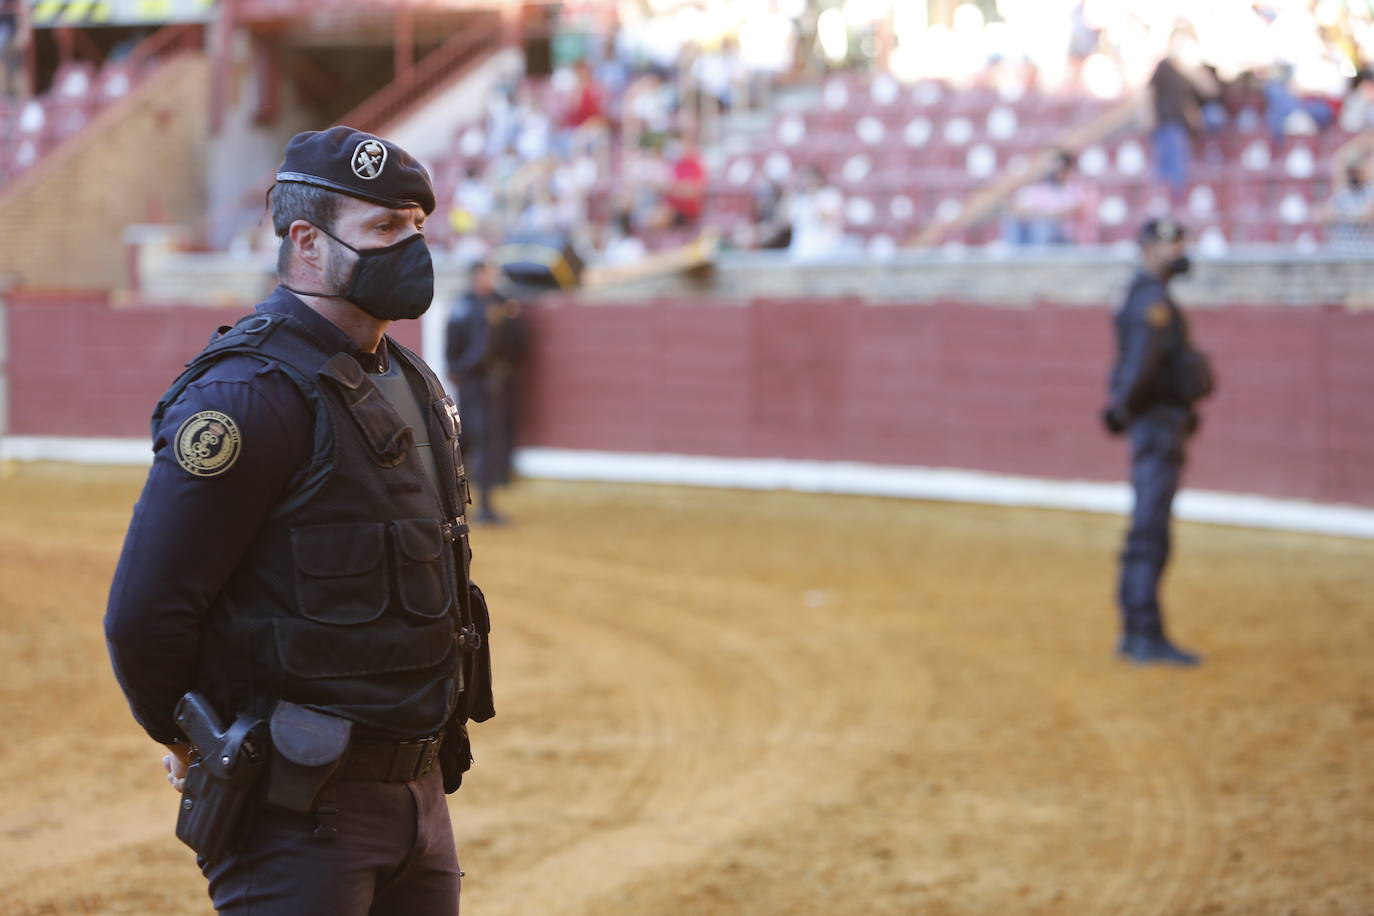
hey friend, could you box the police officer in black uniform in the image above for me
[104,126,493,914]
[1103,217,1215,666]
[445,260,527,524]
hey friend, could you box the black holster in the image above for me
[173,693,266,863]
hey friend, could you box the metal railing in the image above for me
[127,23,206,72]
[334,10,501,133]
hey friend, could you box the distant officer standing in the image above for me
[1102,218,1215,666]
[105,127,493,913]
[446,261,527,524]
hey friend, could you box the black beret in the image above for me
[1138,217,1187,244]
[275,126,436,215]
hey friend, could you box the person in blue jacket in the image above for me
[104,126,493,914]
[1103,218,1215,666]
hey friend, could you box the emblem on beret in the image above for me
[352,139,388,180]
[174,410,242,478]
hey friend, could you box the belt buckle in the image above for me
[388,734,441,782]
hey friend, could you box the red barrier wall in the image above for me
[3,295,422,438]
[517,297,1374,508]
[6,294,1372,507]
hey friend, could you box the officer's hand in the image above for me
[1101,406,1127,436]
[163,742,195,793]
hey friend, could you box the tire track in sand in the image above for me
[459,544,938,916]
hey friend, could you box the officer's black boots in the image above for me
[1117,632,1202,667]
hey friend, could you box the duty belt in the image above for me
[333,733,443,783]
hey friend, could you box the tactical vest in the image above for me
[153,308,494,739]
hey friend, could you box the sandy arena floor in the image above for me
[0,462,1371,915]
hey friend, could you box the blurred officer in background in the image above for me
[104,126,493,914]
[1102,217,1215,666]
[446,260,527,524]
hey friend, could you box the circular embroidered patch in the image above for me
[1145,301,1171,329]
[174,410,242,478]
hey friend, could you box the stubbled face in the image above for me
[304,197,427,293]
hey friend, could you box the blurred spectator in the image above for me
[693,36,745,111]
[1339,68,1374,133]
[602,208,648,266]
[788,165,845,261]
[1319,157,1374,249]
[622,70,674,149]
[1149,28,1218,197]
[1263,62,1335,139]
[1003,150,1092,246]
[733,178,792,251]
[447,164,494,238]
[563,59,606,130]
[622,141,672,230]
[513,83,552,160]
[663,132,707,227]
[482,85,519,158]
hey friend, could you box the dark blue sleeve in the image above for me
[104,358,311,743]
[1111,280,1168,416]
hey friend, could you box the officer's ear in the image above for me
[287,220,326,271]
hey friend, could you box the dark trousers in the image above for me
[1118,408,1190,638]
[202,766,460,915]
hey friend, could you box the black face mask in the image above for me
[1167,255,1192,278]
[285,225,434,321]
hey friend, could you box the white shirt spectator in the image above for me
[788,186,846,261]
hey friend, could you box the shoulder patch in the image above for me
[1145,301,1171,329]
[174,410,243,478]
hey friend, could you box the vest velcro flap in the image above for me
[319,353,414,467]
[267,701,352,813]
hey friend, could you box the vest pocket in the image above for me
[291,522,389,624]
[275,616,454,678]
[391,517,454,619]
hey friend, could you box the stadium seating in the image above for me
[684,72,1349,251]
[7,43,1352,256]
[0,35,192,194]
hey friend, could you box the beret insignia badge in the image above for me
[352,139,387,180]
[174,410,242,478]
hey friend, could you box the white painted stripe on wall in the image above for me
[4,436,1373,540]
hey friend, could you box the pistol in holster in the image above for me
[173,692,267,863]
